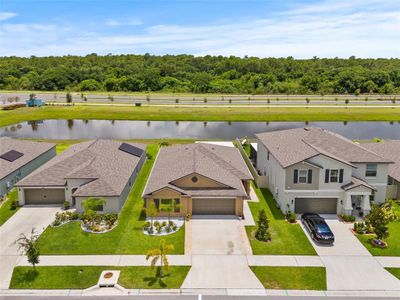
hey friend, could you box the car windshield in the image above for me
[316,224,331,234]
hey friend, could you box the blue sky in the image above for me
[0,0,399,58]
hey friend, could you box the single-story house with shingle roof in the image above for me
[363,140,400,199]
[255,127,392,216]
[16,140,147,213]
[0,138,56,197]
[142,143,253,217]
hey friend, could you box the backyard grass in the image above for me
[10,266,190,289]
[356,201,400,256]
[2,105,400,127]
[386,268,400,280]
[246,184,316,255]
[0,189,19,226]
[37,144,185,254]
[250,266,327,290]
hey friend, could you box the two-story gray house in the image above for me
[256,127,392,216]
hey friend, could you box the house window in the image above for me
[154,198,160,209]
[388,177,395,185]
[366,164,377,177]
[298,170,308,183]
[330,169,339,183]
[174,199,180,212]
[159,198,181,213]
[369,190,375,202]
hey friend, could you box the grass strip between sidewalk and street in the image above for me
[10,266,191,289]
[250,266,327,290]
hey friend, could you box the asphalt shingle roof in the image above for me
[0,138,55,180]
[256,127,391,168]
[143,143,253,198]
[16,140,146,197]
[362,140,400,182]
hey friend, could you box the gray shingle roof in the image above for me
[256,127,391,168]
[143,143,253,198]
[362,140,400,182]
[342,176,376,191]
[16,140,146,197]
[0,138,55,180]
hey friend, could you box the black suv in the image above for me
[301,213,335,244]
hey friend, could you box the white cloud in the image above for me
[0,0,399,58]
[105,19,143,27]
[0,12,17,21]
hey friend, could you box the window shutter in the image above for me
[154,199,160,209]
[294,169,298,184]
[339,169,344,183]
[308,169,312,184]
[325,169,330,183]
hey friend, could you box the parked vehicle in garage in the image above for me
[301,213,335,244]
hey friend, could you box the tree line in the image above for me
[1,54,399,94]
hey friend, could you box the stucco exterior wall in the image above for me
[1,146,56,197]
[172,173,227,189]
[285,162,320,190]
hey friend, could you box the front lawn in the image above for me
[250,266,326,290]
[37,144,185,254]
[246,184,316,255]
[10,266,190,289]
[0,189,19,226]
[356,202,400,256]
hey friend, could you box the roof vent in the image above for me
[0,150,24,162]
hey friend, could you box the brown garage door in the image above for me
[192,198,235,215]
[25,188,65,205]
[294,198,337,214]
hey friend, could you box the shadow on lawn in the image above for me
[143,267,170,288]
[20,269,39,282]
[258,188,285,220]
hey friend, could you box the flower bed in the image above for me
[142,217,184,236]
[50,211,118,234]
[371,238,388,249]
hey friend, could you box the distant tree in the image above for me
[66,92,72,103]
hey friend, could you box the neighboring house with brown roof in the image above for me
[363,140,400,199]
[0,138,56,197]
[256,127,392,216]
[16,140,146,213]
[143,143,253,217]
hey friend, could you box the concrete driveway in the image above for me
[190,216,251,255]
[183,216,263,289]
[300,217,370,256]
[300,216,400,291]
[0,206,61,289]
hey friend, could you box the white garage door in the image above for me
[295,198,337,214]
[192,198,236,215]
[25,188,65,205]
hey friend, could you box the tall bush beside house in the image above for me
[365,201,396,244]
[146,240,174,277]
[14,229,40,271]
[66,92,72,103]
[255,209,271,241]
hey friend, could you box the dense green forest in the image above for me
[1,54,399,94]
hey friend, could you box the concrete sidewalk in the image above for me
[18,255,192,266]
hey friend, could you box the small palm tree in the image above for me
[146,202,158,232]
[146,240,174,277]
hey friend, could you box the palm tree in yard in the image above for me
[146,240,174,277]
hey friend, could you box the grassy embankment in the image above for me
[2,105,400,128]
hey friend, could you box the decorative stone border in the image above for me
[81,221,118,234]
[142,217,184,236]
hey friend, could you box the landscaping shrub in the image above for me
[285,211,297,223]
[340,214,356,222]
[255,209,271,242]
[63,201,70,210]
[10,200,18,210]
